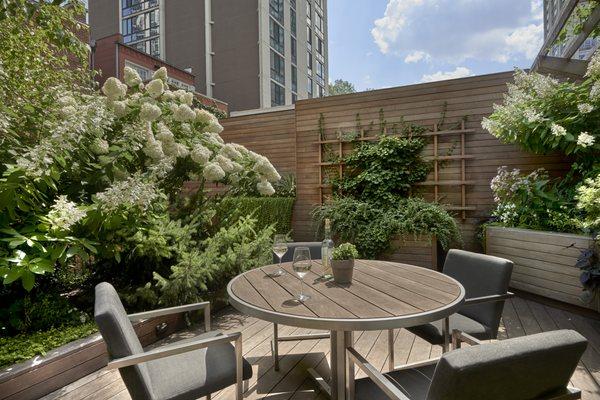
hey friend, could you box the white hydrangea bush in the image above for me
[97,66,281,205]
[481,52,600,157]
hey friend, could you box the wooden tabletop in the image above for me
[227,259,465,331]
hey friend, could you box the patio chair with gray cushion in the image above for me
[94,282,252,400]
[388,249,514,367]
[349,329,586,400]
[271,241,327,371]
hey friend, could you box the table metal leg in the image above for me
[307,330,353,399]
[442,317,450,353]
[272,323,280,371]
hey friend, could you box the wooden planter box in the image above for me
[0,313,186,400]
[485,226,596,311]
[382,234,440,270]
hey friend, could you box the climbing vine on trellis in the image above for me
[316,106,475,219]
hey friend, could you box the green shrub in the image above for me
[332,243,358,260]
[153,216,274,306]
[217,197,295,234]
[0,322,97,368]
[314,197,462,258]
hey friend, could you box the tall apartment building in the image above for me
[543,0,599,60]
[89,0,328,112]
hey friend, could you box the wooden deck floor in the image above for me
[43,297,600,400]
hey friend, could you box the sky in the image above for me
[327,0,544,91]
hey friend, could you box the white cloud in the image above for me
[404,50,431,63]
[371,0,424,54]
[505,23,544,60]
[371,0,543,64]
[421,67,472,83]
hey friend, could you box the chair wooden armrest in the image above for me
[128,301,211,331]
[107,331,241,369]
[463,292,514,305]
[347,347,412,400]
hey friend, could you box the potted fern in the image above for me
[331,243,359,284]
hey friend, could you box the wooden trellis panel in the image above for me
[315,119,475,220]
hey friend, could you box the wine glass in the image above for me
[292,247,312,302]
[272,234,288,276]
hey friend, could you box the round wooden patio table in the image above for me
[227,259,465,400]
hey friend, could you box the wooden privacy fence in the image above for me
[221,71,570,253]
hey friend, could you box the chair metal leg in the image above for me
[272,323,280,371]
[235,335,243,400]
[442,317,450,353]
[243,379,249,392]
[387,329,395,371]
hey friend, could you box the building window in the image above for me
[122,0,158,17]
[271,81,285,106]
[269,0,284,24]
[316,37,324,57]
[306,1,312,23]
[315,12,323,33]
[290,0,296,9]
[307,77,313,98]
[291,37,297,64]
[318,84,325,98]
[290,8,296,36]
[292,66,297,93]
[124,61,151,81]
[270,50,285,85]
[316,60,324,85]
[122,5,160,58]
[269,18,285,54]
[307,51,313,74]
[306,26,312,50]
[292,93,297,104]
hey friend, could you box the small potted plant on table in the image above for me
[331,243,359,284]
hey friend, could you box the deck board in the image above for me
[42,297,600,400]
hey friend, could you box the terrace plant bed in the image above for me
[485,226,596,311]
[383,234,440,270]
[0,313,186,400]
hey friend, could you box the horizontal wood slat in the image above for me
[486,226,595,312]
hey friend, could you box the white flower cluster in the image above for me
[95,176,160,211]
[490,166,547,203]
[124,66,142,87]
[550,123,567,137]
[140,102,162,122]
[47,195,87,231]
[98,67,280,193]
[101,77,127,101]
[585,51,600,79]
[17,91,114,177]
[577,132,595,148]
[577,103,594,114]
[524,109,543,123]
[146,79,164,98]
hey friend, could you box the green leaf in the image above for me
[21,270,35,291]
[3,268,22,285]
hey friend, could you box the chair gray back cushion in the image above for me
[443,249,513,337]
[276,242,322,263]
[426,329,587,400]
[94,282,154,400]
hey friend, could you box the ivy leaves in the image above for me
[334,136,431,203]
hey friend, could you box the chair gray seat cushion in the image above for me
[406,314,492,345]
[147,331,252,400]
[355,363,436,400]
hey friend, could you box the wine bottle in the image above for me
[321,219,334,277]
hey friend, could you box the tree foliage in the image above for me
[328,79,356,96]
